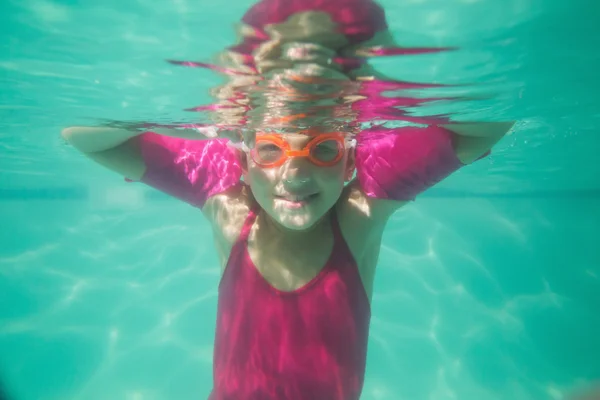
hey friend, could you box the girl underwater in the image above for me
[62,0,514,399]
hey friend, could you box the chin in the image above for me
[274,212,319,231]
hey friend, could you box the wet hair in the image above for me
[174,1,455,133]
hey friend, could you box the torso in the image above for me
[210,191,375,400]
[205,181,405,303]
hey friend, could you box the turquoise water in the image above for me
[1,0,600,399]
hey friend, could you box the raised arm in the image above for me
[61,126,217,179]
[345,122,513,221]
[442,121,514,164]
[62,125,243,209]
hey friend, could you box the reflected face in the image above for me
[242,133,355,231]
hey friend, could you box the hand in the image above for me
[241,129,256,149]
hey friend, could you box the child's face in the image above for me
[242,132,355,231]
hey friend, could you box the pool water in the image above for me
[1,0,599,399]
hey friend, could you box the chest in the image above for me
[246,223,336,292]
[215,212,381,302]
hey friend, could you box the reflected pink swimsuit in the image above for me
[134,125,463,399]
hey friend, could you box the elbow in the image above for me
[61,127,76,142]
[60,127,90,153]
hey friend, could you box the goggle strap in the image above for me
[227,137,356,152]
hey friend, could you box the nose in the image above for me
[280,156,313,188]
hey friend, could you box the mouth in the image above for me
[274,193,320,208]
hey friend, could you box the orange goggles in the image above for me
[246,133,354,168]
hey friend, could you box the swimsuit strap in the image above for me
[328,207,357,267]
[330,207,344,244]
[238,203,260,242]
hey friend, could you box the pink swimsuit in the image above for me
[210,203,370,400]
[131,1,469,398]
[134,125,464,399]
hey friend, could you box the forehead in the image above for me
[257,132,323,146]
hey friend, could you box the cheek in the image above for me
[319,167,345,183]
[315,165,347,194]
[321,156,350,181]
[247,166,276,192]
